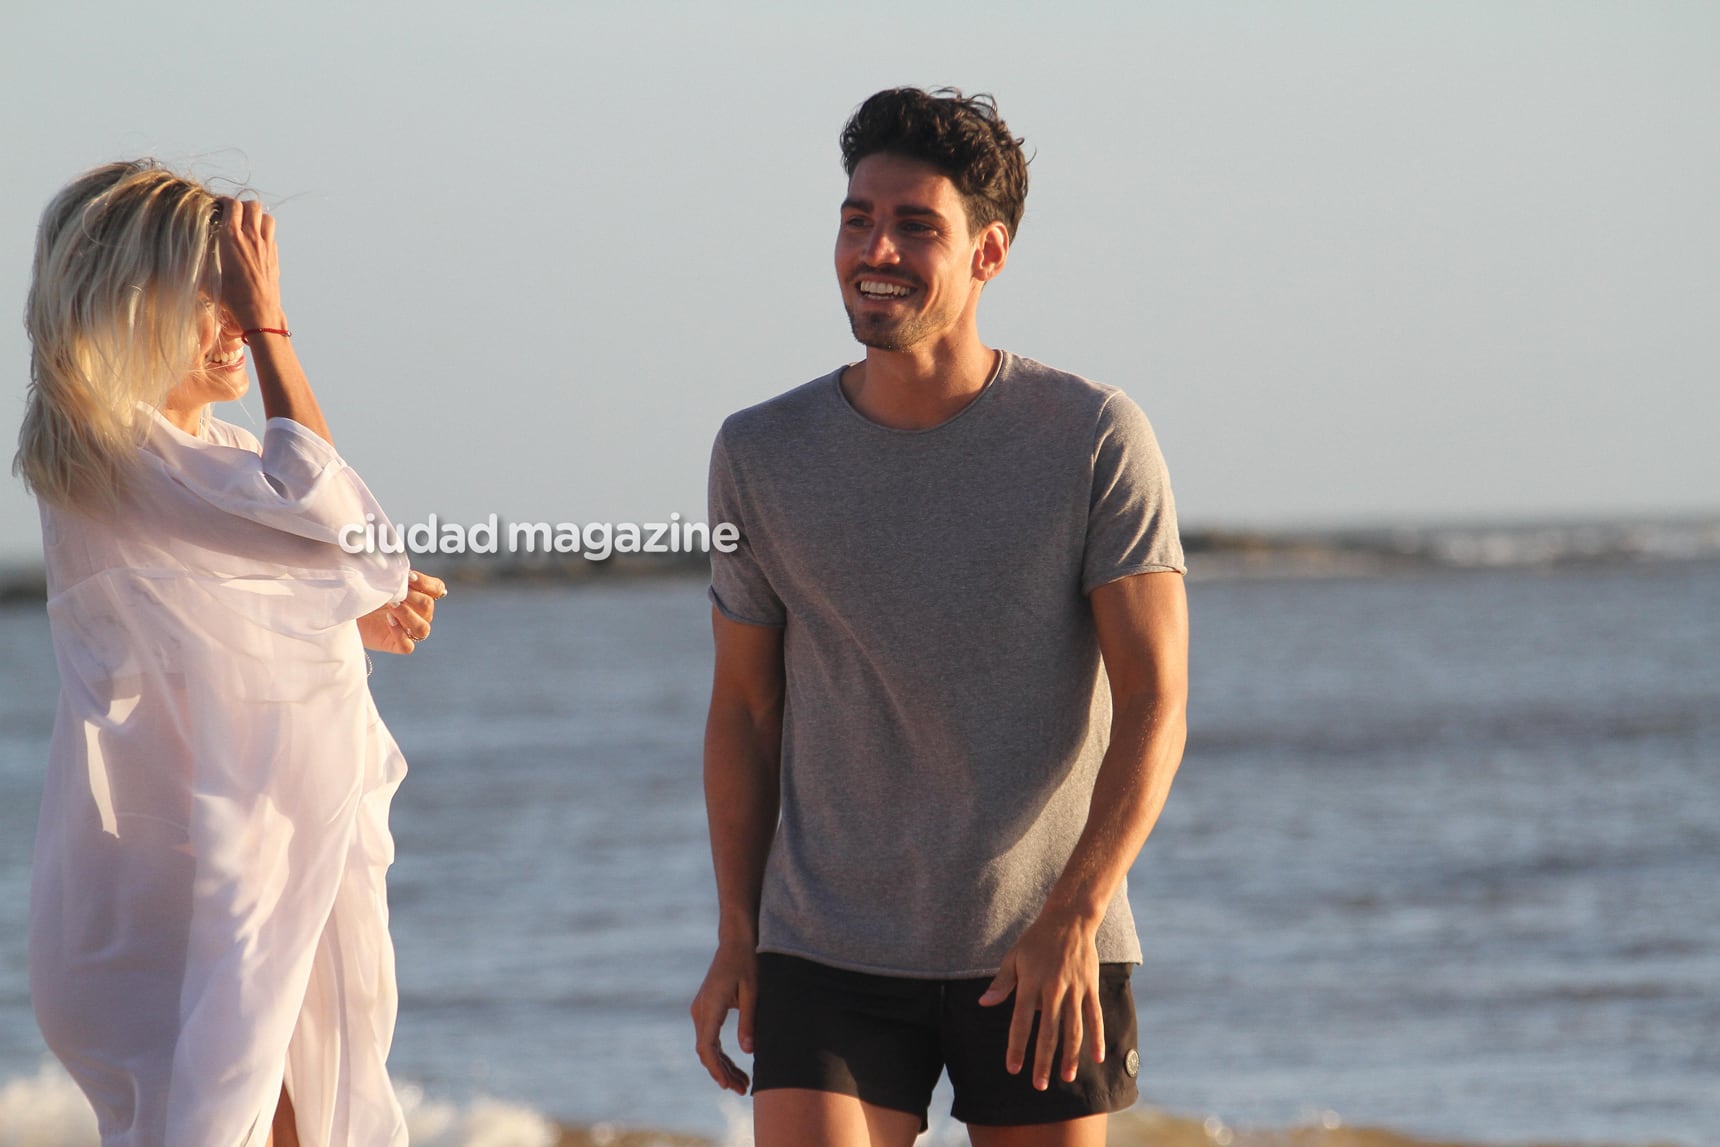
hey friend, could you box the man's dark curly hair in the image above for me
[840,87,1029,240]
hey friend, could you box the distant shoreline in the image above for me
[3,517,1718,605]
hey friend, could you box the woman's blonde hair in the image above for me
[14,160,221,510]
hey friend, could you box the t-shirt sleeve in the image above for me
[1082,391,1187,593]
[706,426,787,628]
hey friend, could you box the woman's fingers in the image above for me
[214,196,260,238]
[213,197,283,329]
[403,589,437,621]
[401,572,446,637]
[389,602,430,643]
[358,605,408,654]
[357,571,447,658]
[407,570,448,600]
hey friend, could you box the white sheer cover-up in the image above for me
[29,411,412,1147]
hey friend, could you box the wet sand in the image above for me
[545,1106,1641,1147]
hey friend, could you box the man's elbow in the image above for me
[1110,683,1188,754]
[1115,671,1187,717]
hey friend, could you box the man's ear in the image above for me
[972,220,1010,283]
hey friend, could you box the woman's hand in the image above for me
[359,571,448,654]
[213,197,285,331]
[212,196,330,440]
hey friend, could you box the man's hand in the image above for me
[690,940,757,1094]
[692,611,784,1093]
[976,571,1187,1090]
[978,908,1105,1090]
[358,570,446,654]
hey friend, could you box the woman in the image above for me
[15,160,444,1147]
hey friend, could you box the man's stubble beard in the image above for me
[844,305,936,352]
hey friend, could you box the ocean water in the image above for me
[1,562,1716,1146]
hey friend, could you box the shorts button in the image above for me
[1124,1048,1140,1077]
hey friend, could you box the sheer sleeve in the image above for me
[130,412,410,626]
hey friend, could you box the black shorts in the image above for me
[751,952,1140,1129]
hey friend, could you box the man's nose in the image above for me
[861,225,898,266]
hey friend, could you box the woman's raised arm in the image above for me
[215,197,333,443]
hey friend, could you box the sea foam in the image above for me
[0,1061,95,1147]
[0,1061,564,1147]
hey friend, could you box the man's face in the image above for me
[836,153,985,352]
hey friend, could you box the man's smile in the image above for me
[857,278,915,299]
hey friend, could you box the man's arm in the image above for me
[690,610,786,1094]
[978,569,1190,1090]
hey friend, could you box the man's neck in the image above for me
[840,335,999,432]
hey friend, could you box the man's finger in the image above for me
[693,1038,720,1085]
[698,1044,744,1093]
[715,1049,751,1094]
[691,996,733,1090]
[1004,986,1036,1075]
[1062,991,1084,1083]
[978,958,1016,1007]
[737,975,757,1055]
[1032,989,1062,1090]
[1085,988,1106,1064]
[695,1040,744,1093]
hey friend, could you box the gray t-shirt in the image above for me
[708,350,1184,977]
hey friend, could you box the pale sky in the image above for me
[2,1,1715,562]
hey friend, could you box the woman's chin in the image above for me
[179,371,250,405]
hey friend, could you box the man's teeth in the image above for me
[859,280,911,297]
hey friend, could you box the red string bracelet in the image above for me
[240,327,292,344]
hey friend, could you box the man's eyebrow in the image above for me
[840,197,948,220]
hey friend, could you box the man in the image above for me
[691,87,1189,1147]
